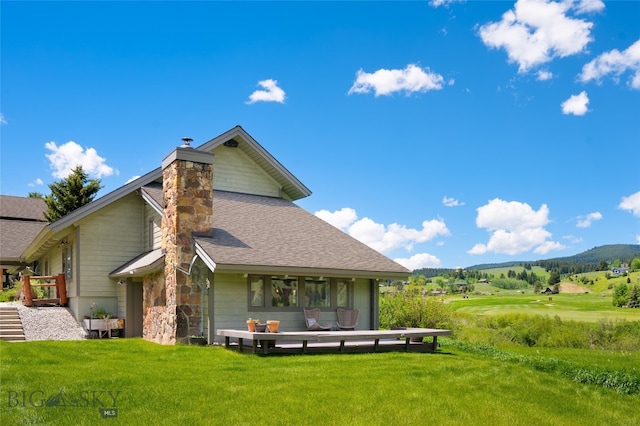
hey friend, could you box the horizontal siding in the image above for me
[353,279,371,330]
[212,146,281,197]
[116,280,127,319]
[76,193,144,297]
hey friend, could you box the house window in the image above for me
[248,275,352,310]
[250,276,264,307]
[336,279,352,307]
[62,245,73,280]
[304,277,329,307]
[271,276,298,307]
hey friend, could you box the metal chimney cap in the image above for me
[181,137,193,148]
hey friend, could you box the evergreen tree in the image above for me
[44,166,103,222]
[597,260,609,271]
[628,285,639,308]
[548,270,561,286]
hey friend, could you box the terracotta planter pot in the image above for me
[266,320,280,333]
[247,320,257,332]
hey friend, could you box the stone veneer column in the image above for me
[143,145,213,344]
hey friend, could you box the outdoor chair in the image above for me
[336,308,359,330]
[303,308,332,331]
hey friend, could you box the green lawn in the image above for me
[448,293,640,322]
[1,339,638,425]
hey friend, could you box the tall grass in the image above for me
[453,313,640,351]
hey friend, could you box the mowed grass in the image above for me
[448,293,640,322]
[1,339,638,425]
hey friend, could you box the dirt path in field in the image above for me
[559,282,589,293]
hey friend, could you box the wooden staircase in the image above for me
[0,306,26,341]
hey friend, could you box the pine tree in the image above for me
[628,285,639,308]
[44,166,103,222]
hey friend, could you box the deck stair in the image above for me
[0,306,26,342]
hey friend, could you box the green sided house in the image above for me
[11,126,410,344]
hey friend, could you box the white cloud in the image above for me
[246,79,286,104]
[315,208,450,254]
[579,39,640,89]
[126,175,141,184]
[537,70,553,80]
[443,196,465,207]
[533,240,566,254]
[574,0,605,14]
[468,198,564,256]
[478,0,598,73]
[576,211,602,228]
[28,178,44,187]
[315,207,358,231]
[561,91,589,115]
[429,0,464,7]
[562,235,583,244]
[348,64,446,97]
[0,113,7,125]
[394,252,442,270]
[45,141,117,179]
[636,235,640,244]
[618,191,640,217]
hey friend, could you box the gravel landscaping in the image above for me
[2,301,87,341]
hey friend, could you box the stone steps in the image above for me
[0,306,26,341]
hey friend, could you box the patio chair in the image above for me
[336,308,359,331]
[303,308,332,331]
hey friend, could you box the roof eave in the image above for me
[212,264,409,280]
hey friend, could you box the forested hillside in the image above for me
[415,244,640,275]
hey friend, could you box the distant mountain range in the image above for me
[467,244,640,270]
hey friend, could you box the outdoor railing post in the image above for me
[57,273,68,305]
[22,275,33,306]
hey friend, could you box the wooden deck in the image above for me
[217,328,452,354]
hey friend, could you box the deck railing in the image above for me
[22,274,68,307]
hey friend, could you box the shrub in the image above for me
[379,289,452,330]
[0,279,22,302]
[490,278,530,290]
[613,283,629,307]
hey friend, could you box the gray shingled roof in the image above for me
[0,195,47,221]
[0,196,48,264]
[195,191,409,278]
[139,184,408,277]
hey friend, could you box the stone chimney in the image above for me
[146,139,214,344]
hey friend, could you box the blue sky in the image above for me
[1,1,639,270]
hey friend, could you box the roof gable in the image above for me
[197,126,310,201]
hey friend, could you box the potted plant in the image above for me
[254,322,267,332]
[266,320,280,333]
[83,305,115,331]
[247,318,259,332]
